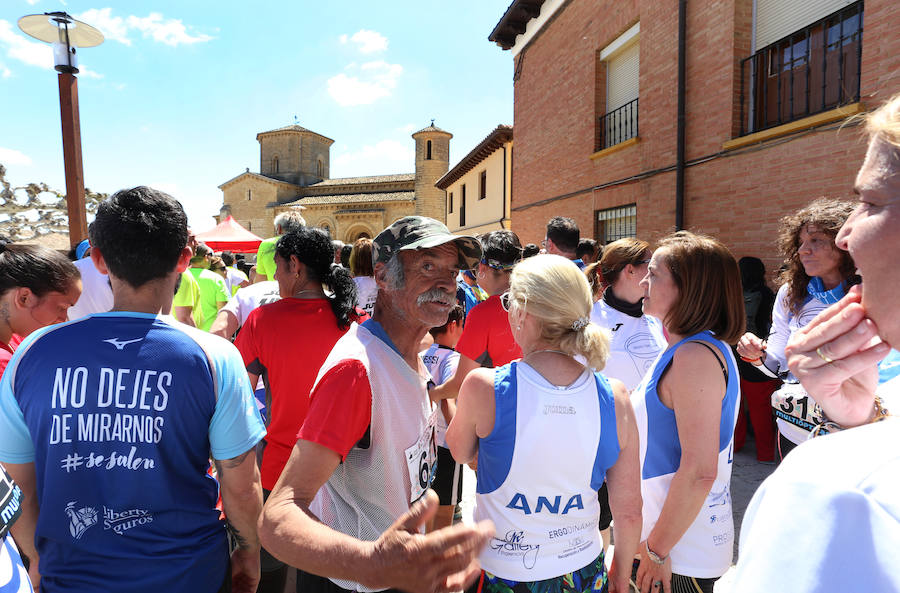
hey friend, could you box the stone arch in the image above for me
[343,223,375,244]
[313,217,337,236]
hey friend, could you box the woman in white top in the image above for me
[632,232,744,593]
[736,198,857,459]
[730,91,900,593]
[448,254,641,593]
[590,238,667,393]
[349,238,377,317]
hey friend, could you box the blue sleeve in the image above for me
[206,337,267,460]
[0,339,39,463]
[439,352,460,385]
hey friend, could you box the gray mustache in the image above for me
[417,289,455,307]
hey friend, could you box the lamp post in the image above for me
[18,12,104,249]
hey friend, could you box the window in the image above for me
[598,24,639,150]
[479,171,487,200]
[449,192,454,214]
[247,189,252,201]
[740,1,863,134]
[460,184,466,227]
[273,156,279,173]
[317,159,324,177]
[595,204,636,244]
[248,221,252,231]
[426,140,432,160]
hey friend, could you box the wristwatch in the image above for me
[645,540,668,565]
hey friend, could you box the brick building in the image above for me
[490,0,899,277]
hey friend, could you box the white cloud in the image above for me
[78,65,103,79]
[26,0,40,5]
[399,123,417,133]
[0,19,53,69]
[0,63,11,78]
[340,29,388,54]
[126,13,213,46]
[76,8,131,45]
[327,60,403,107]
[333,139,414,177]
[0,146,33,166]
[73,9,213,47]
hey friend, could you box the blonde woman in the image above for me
[447,254,641,593]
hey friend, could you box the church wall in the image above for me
[223,179,278,237]
[259,133,301,184]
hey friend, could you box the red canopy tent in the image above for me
[194,216,263,254]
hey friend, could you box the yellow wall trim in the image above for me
[723,103,865,151]
[589,136,640,161]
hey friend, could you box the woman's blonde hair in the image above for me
[866,93,900,149]
[508,254,610,370]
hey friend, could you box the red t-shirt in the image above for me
[455,294,522,367]
[297,358,373,460]
[0,334,23,376]
[235,298,359,489]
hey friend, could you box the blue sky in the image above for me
[0,1,514,230]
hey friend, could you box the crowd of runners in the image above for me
[0,94,899,593]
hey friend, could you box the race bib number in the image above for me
[405,407,439,504]
[771,382,822,433]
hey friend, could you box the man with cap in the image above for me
[259,216,493,593]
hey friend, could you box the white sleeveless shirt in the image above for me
[309,322,438,592]
[473,362,620,581]
[631,332,740,579]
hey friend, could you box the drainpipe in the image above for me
[501,144,508,229]
[675,0,687,230]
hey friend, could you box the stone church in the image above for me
[217,123,451,242]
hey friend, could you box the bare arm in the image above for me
[260,440,493,592]
[445,368,495,464]
[635,343,725,593]
[210,309,239,339]
[173,305,196,327]
[430,355,479,402]
[6,462,40,589]
[215,449,264,593]
[604,379,642,593]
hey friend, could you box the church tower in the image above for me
[256,125,334,186]
[412,123,452,223]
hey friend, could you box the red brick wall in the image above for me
[509,0,900,282]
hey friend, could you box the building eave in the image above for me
[489,0,546,50]
[436,125,513,189]
[218,171,302,191]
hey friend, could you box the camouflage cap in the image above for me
[373,216,482,270]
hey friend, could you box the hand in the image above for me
[230,546,261,593]
[736,332,766,362]
[607,556,628,593]
[368,490,494,593]
[785,286,890,427]
[635,541,671,593]
[27,554,39,593]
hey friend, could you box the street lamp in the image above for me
[18,12,104,249]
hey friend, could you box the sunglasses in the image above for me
[501,291,524,312]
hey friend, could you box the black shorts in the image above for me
[432,446,465,506]
[297,570,404,593]
[597,482,612,530]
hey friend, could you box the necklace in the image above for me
[292,289,324,299]
[525,348,569,359]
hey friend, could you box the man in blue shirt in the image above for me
[0,186,266,593]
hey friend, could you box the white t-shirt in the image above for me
[420,343,460,447]
[590,299,667,392]
[353,276,377,317]
[221,281,281,327]
[67,257,113,321]
[732,376,900,592]
[224,267,249,295]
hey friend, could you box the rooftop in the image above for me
[489,0,546,50]
[436,125,513,189]
[310,173,415,187]
[256,124,335,144]
[285,191,416,206]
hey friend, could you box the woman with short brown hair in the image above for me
[631,231,744,593]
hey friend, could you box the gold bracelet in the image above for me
[810,396,890,438]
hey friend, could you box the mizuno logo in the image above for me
[103,338,143,350]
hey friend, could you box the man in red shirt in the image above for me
[430,230,523,403]
[259,217,493,593]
